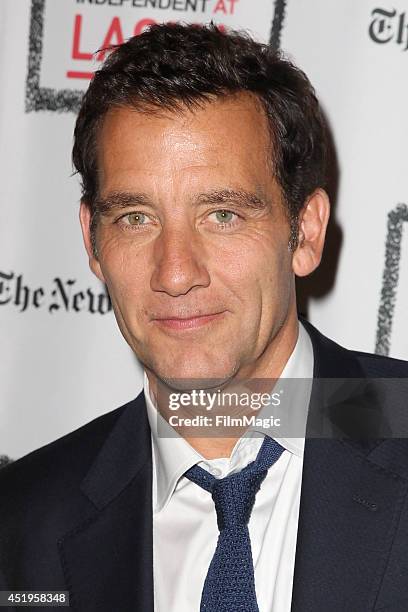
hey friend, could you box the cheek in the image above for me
[97,235,152,303]
[211,229,292,304]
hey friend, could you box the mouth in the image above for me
[152,311,227,331]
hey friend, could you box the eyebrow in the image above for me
[95,188,270,214]
[196,189,269,211]
[94,192,151,214]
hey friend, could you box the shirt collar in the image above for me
[145,320,314,512]
[145,373,201,512]
[269,321,313,457]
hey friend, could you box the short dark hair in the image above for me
[73,22,328,246]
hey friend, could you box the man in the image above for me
[1,23,408,612]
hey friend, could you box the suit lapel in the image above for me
[58,394,154,612]
[291,321,408,611]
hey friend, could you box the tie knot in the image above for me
[185,436,285,530]
[212,469,268,529]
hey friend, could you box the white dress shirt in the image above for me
[144,322,314,612]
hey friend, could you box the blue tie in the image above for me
[185,436,285,612]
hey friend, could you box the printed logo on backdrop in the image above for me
[25,0,287,113]
[376,204,408,356]
[369,8,408,50]
[0,270,111,314]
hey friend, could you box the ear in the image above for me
[79,201,106,283]
[292,188,330,277]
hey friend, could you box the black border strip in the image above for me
[375,203,408,355]
[25,0,287,113]
[269,0,287,49]
[26,0,89,113]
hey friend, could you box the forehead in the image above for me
[96,93,275,196]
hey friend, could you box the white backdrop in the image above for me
[1,0,407,459]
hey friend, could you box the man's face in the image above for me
[82,94,300,386]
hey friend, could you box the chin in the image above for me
[151,357,238,391]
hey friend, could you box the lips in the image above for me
[152,311,226,330]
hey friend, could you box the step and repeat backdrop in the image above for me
[0,0,407,459]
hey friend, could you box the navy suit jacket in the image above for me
[1,320,408,611]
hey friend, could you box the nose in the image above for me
[150,224,210,296]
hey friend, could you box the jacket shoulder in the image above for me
[300,317,408,378]
[352,349,408,377]
[0,395,146,586]
[0,398,139,526]
[0,402,126,486]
